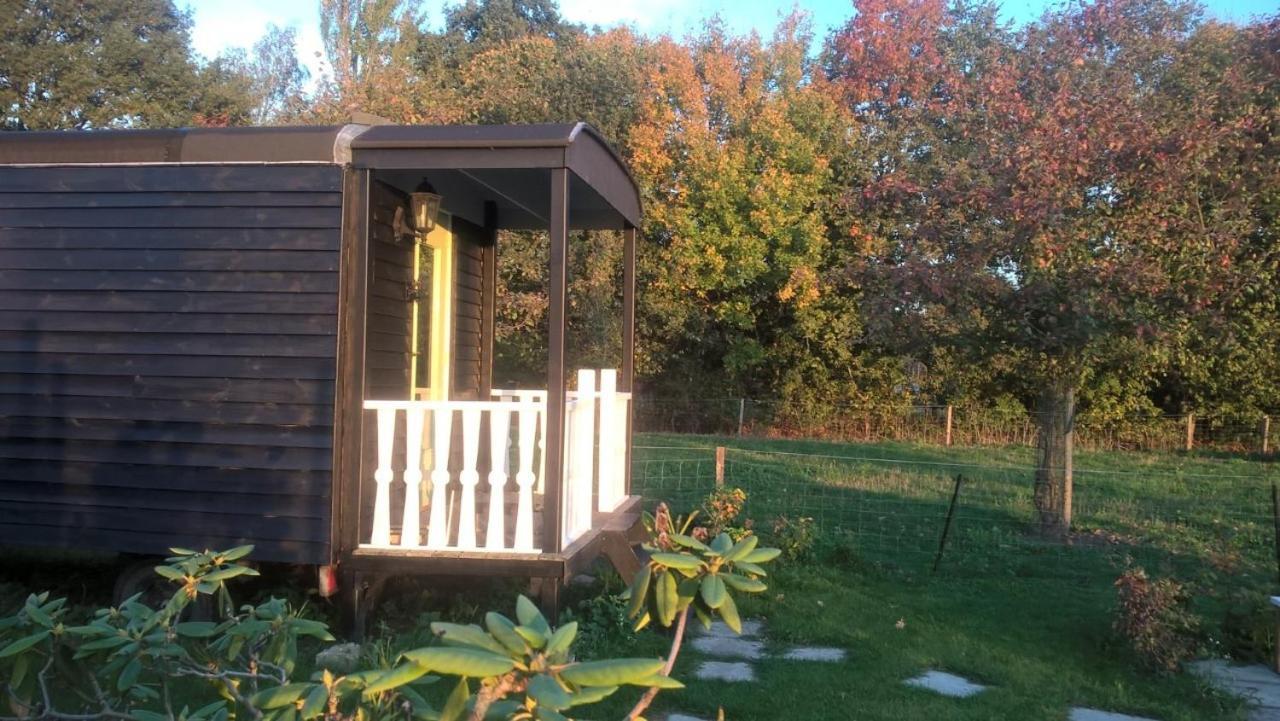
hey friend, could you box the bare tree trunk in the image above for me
[1033,383,1074,539]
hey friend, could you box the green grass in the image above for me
[2,434,1275,720]
[613,433,1278,720]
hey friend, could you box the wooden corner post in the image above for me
[622,225,637,496]
[542,168,569,554]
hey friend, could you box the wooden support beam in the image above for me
[542,168,569,554]
[333,168,370,563]
[622,226,636,496]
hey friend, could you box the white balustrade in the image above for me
[362,370,632,555]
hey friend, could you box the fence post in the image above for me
[944,404,954,447]
[1263,416,1271,455]
[737,399,746,437]
[714,446,726,487]
[1184,413,1195,452]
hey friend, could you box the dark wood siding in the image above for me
[364,182,412,400]
[0,164,342,564]
[453,219,487,400]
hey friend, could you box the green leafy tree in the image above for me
[0,0,203,129]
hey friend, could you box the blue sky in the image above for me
[184,0,1278,82]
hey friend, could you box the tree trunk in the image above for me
[1033,383,1075,539]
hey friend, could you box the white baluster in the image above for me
[426,408,453,549]
[485,409,511,550]
[370,407,397,546]
[514,406,538,551]
[567,370,596,547]
[597,369,620,512]
[456,408,482,550]
[401,406,425,547]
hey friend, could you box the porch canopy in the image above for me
[348,122,641,556]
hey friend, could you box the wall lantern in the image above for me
[411,189,443,234]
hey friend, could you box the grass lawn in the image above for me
[607,433,1277,720]
[1,434,1275,720]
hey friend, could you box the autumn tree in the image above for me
[628,16,861,407]
[831,0,1268,536]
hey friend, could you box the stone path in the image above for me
[1190,660,1280,721]
[1068,709,1160,721]
[653,618,846,720]
[903,670,986,698]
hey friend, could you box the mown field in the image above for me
[2,435,1276,720]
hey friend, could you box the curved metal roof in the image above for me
[0,122,641,229]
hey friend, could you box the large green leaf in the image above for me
[402,646,515,678]
[175,622,219,638]
[430,623,507,655]
[654,570,678,627]
[721,573,766,593]
[0,630,49,658]
[650,553,703,571]
[560,658,665,687]
[527,674,571,711]
[566,685,618,706]
[722,534,758,563]
[439,678,470,721]
[298,685,328,720]
[669,533,711,552]
[634,674,685,689]
[734,561,768,577]
[544,621,577,657]
[484,612,526,654]
[709,533,733,555]
[626,565,652,619]
[740,547,781,564]
[249,683,312,710]
[117,657,143,692]
[514,624,547,650]
[718,591,742,634]
[363,662,431,697]
[700,574,727,609]
[515,595,550,634]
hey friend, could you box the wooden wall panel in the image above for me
[452,219,487,400]
[0,164,342,564]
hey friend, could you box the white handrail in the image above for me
[360,368,631,556]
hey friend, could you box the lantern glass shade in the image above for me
[411,191,442,233]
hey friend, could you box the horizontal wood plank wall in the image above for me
[0,164,343,563]
[364,181,412,400]
[453,219,486,400]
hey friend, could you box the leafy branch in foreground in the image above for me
[0,497,780,721]
[621,502,781,720]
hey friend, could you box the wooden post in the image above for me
[621,226,636,497]
[715,446,726,487]
[944,404,954,447]
[737,399,746,436]
[1263,416,1271,455]
[542,168,569,554]
[1185,413,1195,452]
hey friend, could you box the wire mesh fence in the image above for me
[632,398,1278,456]
[630,441,1280,587]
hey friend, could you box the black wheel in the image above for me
[112,557,212,620]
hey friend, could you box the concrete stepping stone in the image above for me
[903,670,987,698]
[1069,709,1160,721]
[656,715,710,721]
[782,646,846,662]
[1189,660,1280,720]
[695,660,756,682]
[697,619,763,638]
[690,635,765,660]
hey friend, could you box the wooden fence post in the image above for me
[1185,413,1195,452]
[714,446,726,487]
[944,405,954,447]
[737,399,746,437]
[1263,416,1271,455]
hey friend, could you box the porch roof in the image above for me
[350,122,641,231]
